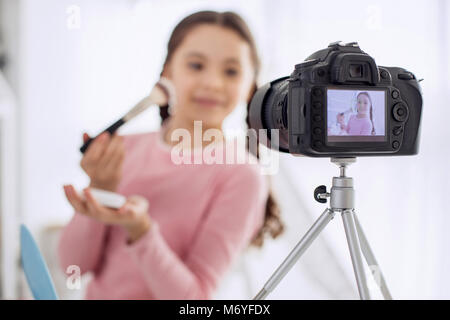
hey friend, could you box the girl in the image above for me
[339,92,376,136]
[59,10,284,300]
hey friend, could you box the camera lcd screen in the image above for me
[326,89,386,143]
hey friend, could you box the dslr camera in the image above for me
[249,41,423,157]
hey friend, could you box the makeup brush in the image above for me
[79,77,175,154]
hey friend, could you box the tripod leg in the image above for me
[254,208,335,300]
[354,215,393,300]
[341,209,371,299]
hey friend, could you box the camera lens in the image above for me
[349,64,363,78]
[248,77,291,153]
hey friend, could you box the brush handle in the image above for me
[79,118,125,154]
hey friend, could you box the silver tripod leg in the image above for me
[341,209,371,299]
[253,208,335,300]
[354,215,393,300]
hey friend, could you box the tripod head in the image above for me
[314,157,356,209]
[331,157,356,177]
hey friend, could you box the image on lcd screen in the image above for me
[327,89,386,143]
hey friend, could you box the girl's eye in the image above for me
[188,62,203,70]
[225,69,239,76]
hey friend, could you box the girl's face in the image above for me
[163,24,255,129]
[357,94,371,115]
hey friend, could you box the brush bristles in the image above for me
[155,77,176,107]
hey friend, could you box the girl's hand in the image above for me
[63,185,151,243]
[80,132,125,192]
[337,115,346,131]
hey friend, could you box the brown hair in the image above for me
[159,10,284,247]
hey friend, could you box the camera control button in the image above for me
[313,102,322,109]
[393,126,403,136]
[313,88,323,97]
[313,115,322,122]
[314,127,322,135]
[391,90,399,99]
[398,73,414,80]
[392,140,400,149]
[313,140,323,148]
[392,103,409,122]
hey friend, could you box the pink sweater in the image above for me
[58,129,268,300]
[346,115,373,135]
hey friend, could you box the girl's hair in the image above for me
[357,92,376,135]
[159,10,284,248]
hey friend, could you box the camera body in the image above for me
[249,42,423,157]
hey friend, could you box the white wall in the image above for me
[0,0,20,299]
[3,0,449,299]
[0,72,19,299]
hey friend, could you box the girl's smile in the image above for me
[192,96,225,108]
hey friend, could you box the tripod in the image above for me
[253,157,392,300]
